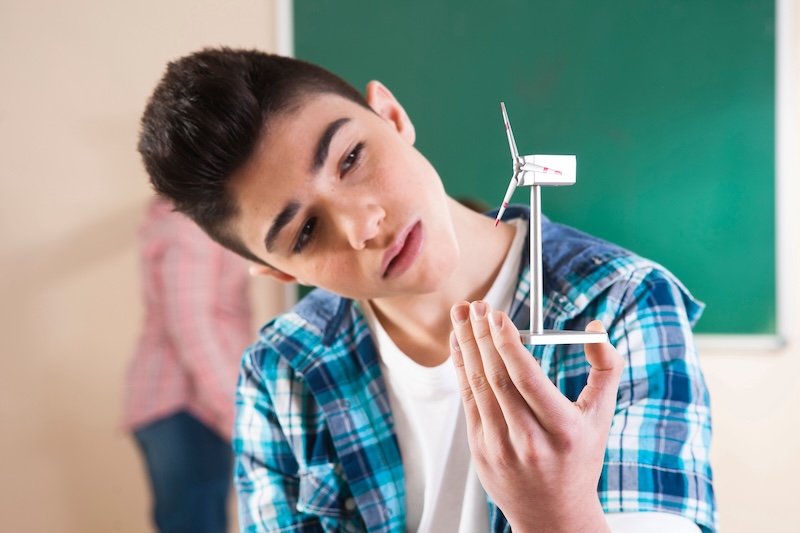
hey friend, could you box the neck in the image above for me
[367,199,517,365]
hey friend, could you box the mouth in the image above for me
[381,221,423,279]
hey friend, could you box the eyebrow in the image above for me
[265,201,300,253]
[264,117,351,254]
[312,117,351,174]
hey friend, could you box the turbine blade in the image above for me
[500,102,520,161]
[494,175,518,225]
[520,162,562,175]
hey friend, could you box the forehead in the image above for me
[252,93,375,179]
[239,93,359,171]
[273,92,370,140]
[227,93,374,256]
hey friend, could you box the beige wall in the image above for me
[0,1,284,532]
[1,1,798,532]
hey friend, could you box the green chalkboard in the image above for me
[295,0,776,335]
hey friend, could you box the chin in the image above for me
[417,249,460,292]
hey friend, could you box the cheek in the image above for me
[375,146,429,190]
[306,254,362,287]
[405,156,447,205]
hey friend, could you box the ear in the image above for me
[248,263,298,283]
[365,80,416,145]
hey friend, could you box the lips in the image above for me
[381,221,423,279]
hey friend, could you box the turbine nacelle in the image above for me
[513,154,576,187]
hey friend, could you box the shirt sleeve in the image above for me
[233,344,325,533]
[160,214,246,440]
[599,267,717,533]
[606,511,702,532]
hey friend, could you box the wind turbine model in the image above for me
[495,102,608,346]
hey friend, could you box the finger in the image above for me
[467,303,541,432]
[450,301,506,433]
[575,320,624,422]
[488,310,576,434]
[449,330,482,431]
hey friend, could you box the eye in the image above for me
[293,217,317,254]
[340,142,364,176]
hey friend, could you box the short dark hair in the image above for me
[138,47,370,263]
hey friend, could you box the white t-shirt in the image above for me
[360,219,527,532]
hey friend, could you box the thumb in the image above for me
[576,321,623,419]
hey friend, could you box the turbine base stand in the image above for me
[519,329,608,346]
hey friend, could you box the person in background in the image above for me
[121,195,254,533]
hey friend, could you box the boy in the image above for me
[138,48,717,532]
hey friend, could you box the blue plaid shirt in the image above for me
[233,206,717,532]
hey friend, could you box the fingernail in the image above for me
[449,331,461,352]
[585,320,607,333]
[470,301,487,320]
[488,311,502,330]
[451,303,469,324]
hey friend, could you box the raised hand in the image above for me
[449,300,623,532]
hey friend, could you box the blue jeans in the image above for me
[134,411,233,533]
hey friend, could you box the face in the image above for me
[229,84,460,300]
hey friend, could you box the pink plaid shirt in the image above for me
[122,197,253,440]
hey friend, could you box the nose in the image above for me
[339,203,384,250]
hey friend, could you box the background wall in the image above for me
[0,1,798,532]
[698,1,800,531]
[0,1,285,532]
